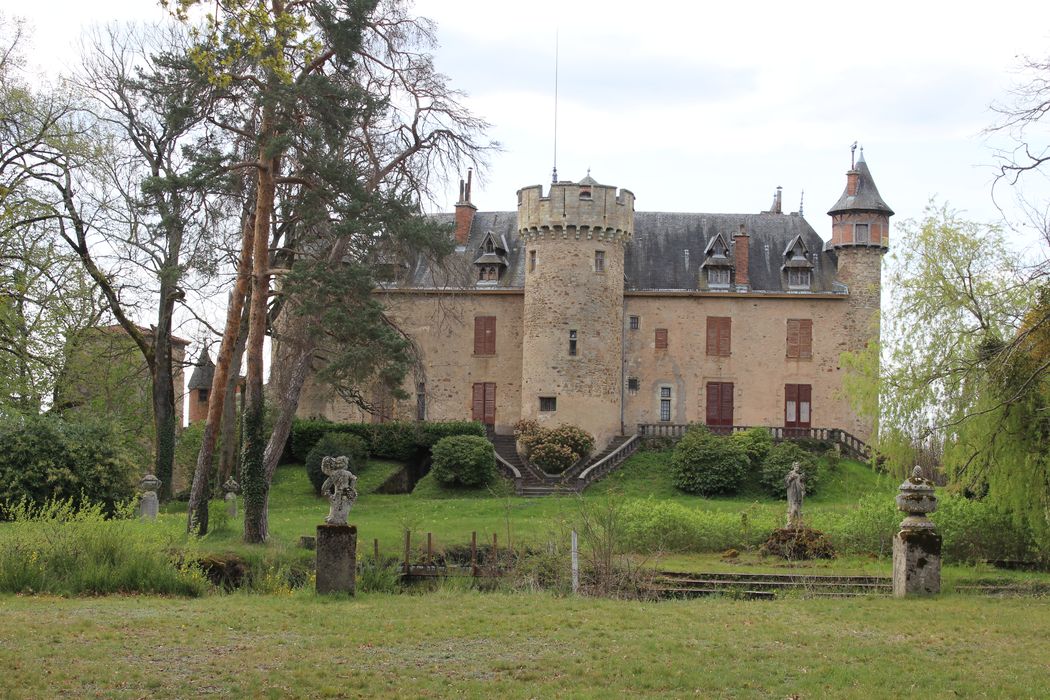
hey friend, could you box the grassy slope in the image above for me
[1,592,1048,698]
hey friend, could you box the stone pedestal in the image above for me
[316,524,357,595]
[892,466,941,597]
[893,528,942,596]
[138,474,161,520]
[223,477,239,518]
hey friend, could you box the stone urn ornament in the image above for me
[321,455,358,526]
[222,476,240,518]
[138,474,162,520]
[892,465,941,596]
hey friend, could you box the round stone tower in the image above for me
[518,175,634,451]
[827,148,893,354]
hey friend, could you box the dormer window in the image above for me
[485,239,494,253]
[787,269,811,289]
[473,231,509,286]
[781,234,815,291]
[701,233,733,289]
[707,267,730,288]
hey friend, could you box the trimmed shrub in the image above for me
[290,417,337,462]
[529,442,578,474]
[370,422,422,461]
[419,420,486,448]
[290,418,486,464]
[305,433,369,496]
[430,435,496,487]
[670,430,749,496]
[730,427,773,470]
[759,442,822,498]
[0,415,136,518]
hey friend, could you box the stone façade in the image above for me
[296,154,892,451]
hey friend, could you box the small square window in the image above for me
[855,223,870,244]
[707,267,730,288]
[594,250,605,273]
[569,329,577,356]
[660,386,671,398]
[787,269,811,289]
[627,377,639,392]
[198,389,209,403]
[539,396,557,412]
[629,315,640,331]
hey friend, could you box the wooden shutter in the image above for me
[785,384,798,427]
[471,383,485,421]
[720,382,734,424]
[706,382,720,424]
[798,384,811,427]
[719,318,731,356]
[707,317,731,356]
[706,318,718,355]
[474,316,496,355]
[655,328,668,349]
[484,383,496,424]
[787,319,800,358]
[799,319,812,359]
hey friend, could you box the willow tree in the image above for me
[174,0,491,540]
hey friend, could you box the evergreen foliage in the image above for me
[429,435,496,487]
[759,442,821,498]
[670,429,749,496]
[729,427,773,470]
[304,432,369,495]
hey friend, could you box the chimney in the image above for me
[734,223,750,288]
[774,186,783,214]
[846,170,859,196]
[454,168,476,245]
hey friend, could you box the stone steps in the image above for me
[490,433,638,495]
[652,570,892,599]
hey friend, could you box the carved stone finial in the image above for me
[896,464,937,530]
[222,477,240,495]
[321,455,358,526]
[893,464,942,596]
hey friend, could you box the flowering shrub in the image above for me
[515,421,595,474]
[529,442,578,474]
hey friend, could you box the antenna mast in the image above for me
[552,30,559,184]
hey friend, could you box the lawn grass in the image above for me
[1,591,1048,698]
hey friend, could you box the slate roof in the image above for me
[188,348,215,390]
[827,153,894,216]
[395,209,843,294]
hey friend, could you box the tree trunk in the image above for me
[241,136,277,544]
[186,214,255,535]
[151,290,178,501]
[263,319,313,481]
[218,304,250,484]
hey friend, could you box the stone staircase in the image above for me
[651,571,892,599]
[491,434,639,497]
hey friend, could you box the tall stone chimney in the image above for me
[733,223,750,289]
[454,168,476,245]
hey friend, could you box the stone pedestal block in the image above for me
[316,524,357,595]
[892,528,941,597]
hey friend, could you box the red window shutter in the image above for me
[785,384,798,425]
[484,383,496,424]
[719,318,731,356]
[471,383,485,422]
[474,316,496,355]
[473,317,484,355]
[720,382,734,424]
[655,328,668,349]
[706,318,718,355]
[787,319,800,358]
[799,320,812,359]
[706,383,720,424]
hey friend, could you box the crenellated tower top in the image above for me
[517,175,634,244]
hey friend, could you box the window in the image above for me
[705,382,734,427]
[706,317,731,356]
[855,223,870,244]
[569,329,578,356]
[707,267,730,288]
[485,239,494,253]
[659,386,672,422]
[787,269,811,289]
[786,319,813,359]
[627,377,639,392]
[594,250,605,272]
[472,382,496,425]
[539,396,557,412]
[473,316,496,355]
[629,315,640,331]
[655,328,668,349]
[579,186,592,200]
[197,389,209,403]
[529,250,536,272]
[784,384,812,433]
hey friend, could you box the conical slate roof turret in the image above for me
[188,347,215,390]
[827,149,894,217]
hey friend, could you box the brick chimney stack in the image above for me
[734,223,750,288]
[454,168,476,245]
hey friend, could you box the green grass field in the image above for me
[1,591,1048,698]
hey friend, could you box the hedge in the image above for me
[290,418,485,462]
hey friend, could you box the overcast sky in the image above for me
[14,0,1050,245]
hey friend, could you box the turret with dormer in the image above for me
[828,147,893,353]
[517,175,634,450]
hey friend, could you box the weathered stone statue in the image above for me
[222,477,240,518]
[785,462,805,528]
[321,455,358,526]
[138,474,161,520]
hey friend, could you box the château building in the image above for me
[295,150,893,454]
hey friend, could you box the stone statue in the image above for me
[785,462,805,528]
[321,455,358,526]
[223,477,240,518]
[138,474,162,520]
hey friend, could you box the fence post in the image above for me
[403,530,411,577]
[471,531,478,577]
[374,538,379,561]
[571,530,579,594]
[427,532,433,569]
[492,533,498,575]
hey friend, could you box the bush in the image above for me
[759,442,822,498]
[529,442,578,474]
[290,418,486,464]
[0,499,208,596]
[670,430,749,496]
[419,420,486,448]
[730,427,773,470]
[0,415,137,518]
[936,495,1034,563]
[620,498,777,553]
[430,435,496,487]
[305,433,369,496]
